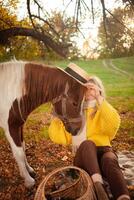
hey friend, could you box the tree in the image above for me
[98,7,134,58]
[0,0,134,58]
[0,3,79,60]
[0,0,71,58]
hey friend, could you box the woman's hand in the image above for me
[84,83,104,104]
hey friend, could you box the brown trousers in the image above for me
[73,140,129,199]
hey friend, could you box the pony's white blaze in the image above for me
[0,61,26,127]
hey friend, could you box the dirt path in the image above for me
[102,59,134,80]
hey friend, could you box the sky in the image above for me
[17,0,123,56]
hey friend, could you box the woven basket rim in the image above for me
[34,165,95,200]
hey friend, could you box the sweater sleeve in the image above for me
[48,117,72,145]
[96,100,121,141]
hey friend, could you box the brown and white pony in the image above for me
[0,61,85,187]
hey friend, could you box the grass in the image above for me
[0,127,5,138]
[52,57,134,98]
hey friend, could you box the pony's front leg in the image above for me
[5,126,35,188]
[12,144,35,188]
[13,146,35,187]
[22,141,36,178]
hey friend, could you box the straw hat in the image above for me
[57,63,90,85]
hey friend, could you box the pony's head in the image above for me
[52,64,89,136]
[52,81,86,135]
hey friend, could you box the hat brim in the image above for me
[57,67,88,86]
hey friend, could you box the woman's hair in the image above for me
[87,76,106,98]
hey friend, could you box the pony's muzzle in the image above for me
[67,126,80,136]
[63,117,82,136]
[71,128,80,136]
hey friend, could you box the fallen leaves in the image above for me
[0,101,133,199]
[0,138,73,200]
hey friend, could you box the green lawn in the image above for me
[52,57,134,98]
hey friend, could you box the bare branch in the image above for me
[77,27,86,39]
[74,0,81,29]
[0,27,70,57]
[33,0,43,17]
[27,0,36,29]
[100,0,108,44]
[64,0,74,11]
[29,14,60,36]
[105,8,134,34]
[33,0,42,10]
[91,0,94,24]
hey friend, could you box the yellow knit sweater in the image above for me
[48,100,121,146]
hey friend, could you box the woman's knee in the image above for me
[79,140,96,151]
[101,152,119,169]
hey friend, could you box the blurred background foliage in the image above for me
[0,0,133,61]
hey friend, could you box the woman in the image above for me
[48,76,130,200]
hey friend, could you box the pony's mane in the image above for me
[0,61,26,111]
[24,62,79,102]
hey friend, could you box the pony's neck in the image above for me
[24,63,67,110]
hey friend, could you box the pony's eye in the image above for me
[73,102,78,107]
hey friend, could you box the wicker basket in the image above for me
[34,166,97,200]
